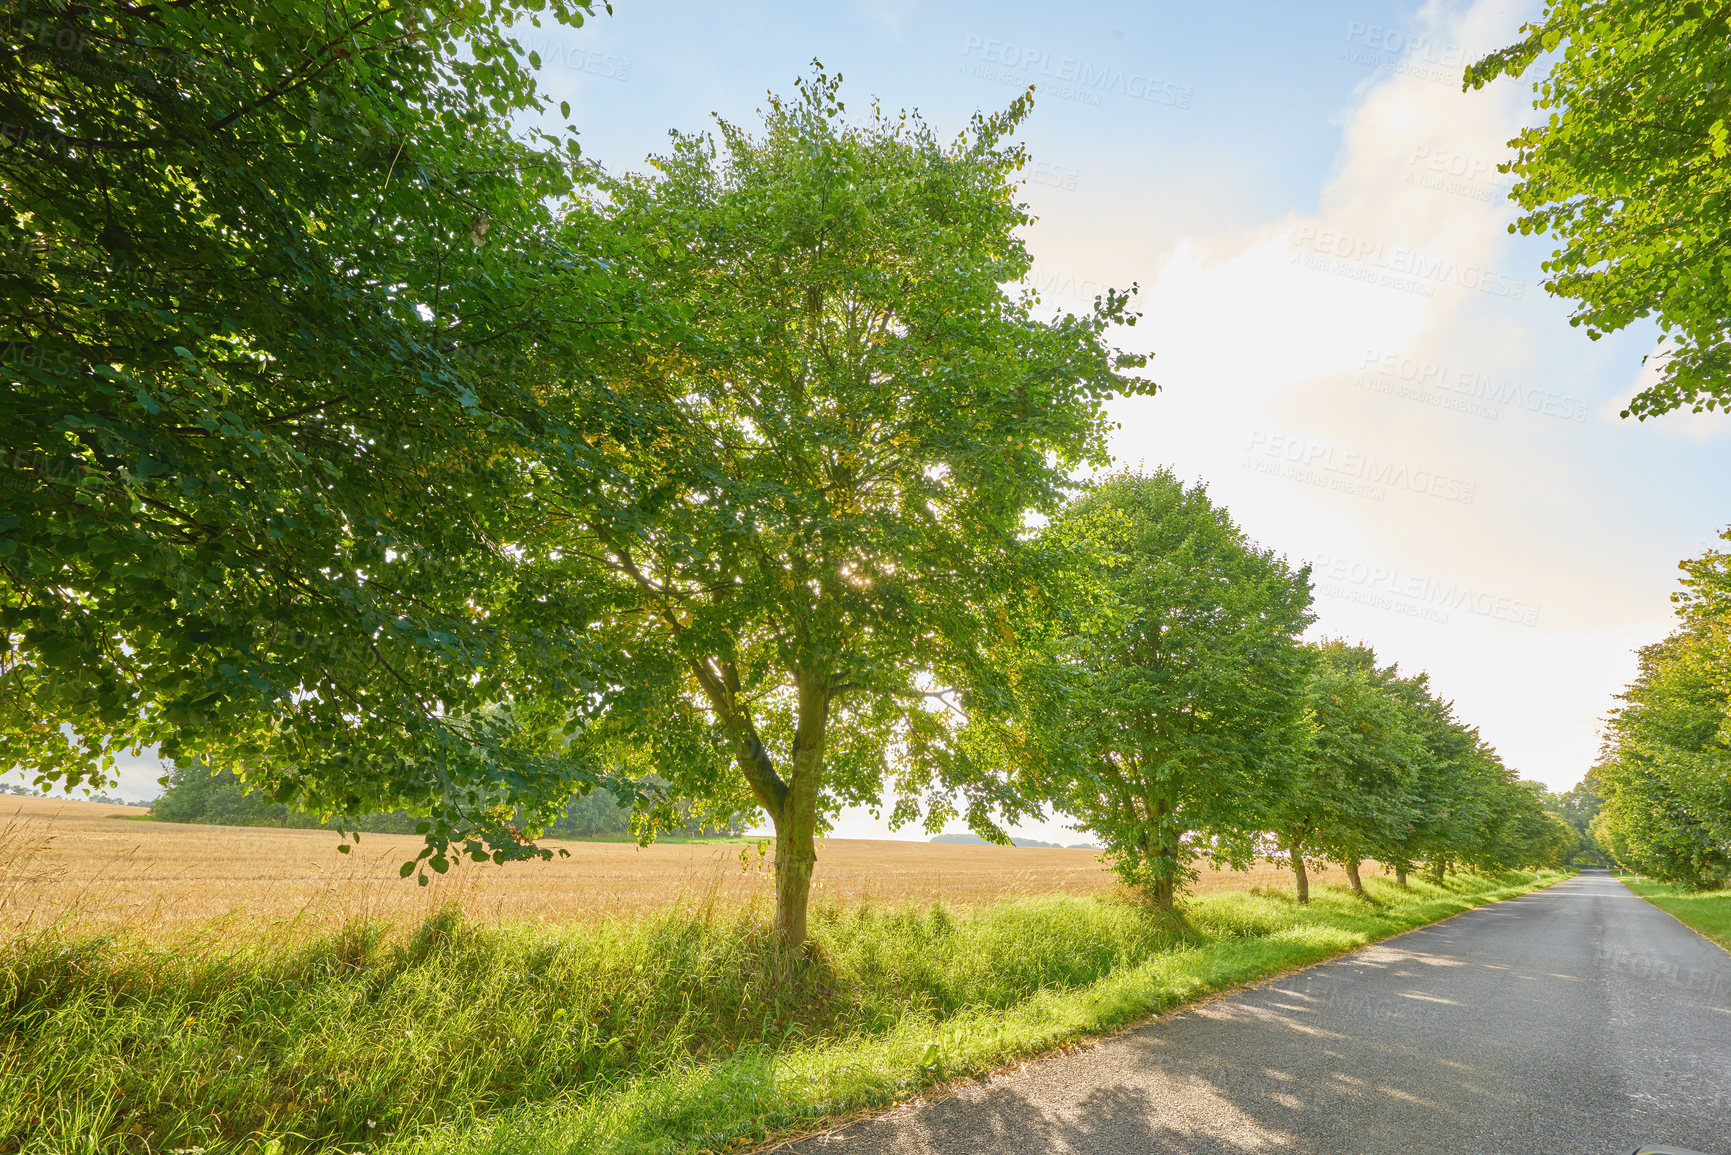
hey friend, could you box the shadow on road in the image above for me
[799,875,1731,1155]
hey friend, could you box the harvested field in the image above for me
[1,794,1367,936]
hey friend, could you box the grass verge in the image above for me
[1,869,1562,1155]
[1618,875,1731,952]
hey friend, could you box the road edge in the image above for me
[1614,872,1731,958]
[757,869,1572,1154]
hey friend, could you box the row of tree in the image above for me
[1591,537,1731,889]
[1005,472,1573,912]
[5,0,1566,950]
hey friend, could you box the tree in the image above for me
[151,762,420,831]
[524,71,1151,949]
[1272,642,1422,903]
[1466,2,1731,418]
[1369,666,1478,886]
[1593,539,1731,887]
[1361,657,1557,883]
[1550,771,1604,837]
[1536,770,1604,864]
[1017,470,1313,910]
[1,0,636,870]
[1497,782,1579,870]
[1426,743,1532,879]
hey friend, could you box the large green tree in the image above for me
[525,72,1151,948]
[1466,1,1731,418]
[1,0,633,869]
[1019,470,1313,910]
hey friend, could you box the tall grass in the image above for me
[0,870,1561,1155]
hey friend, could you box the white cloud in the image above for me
[1090,0,1693,791]
[854,0,920,39]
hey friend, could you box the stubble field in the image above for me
[1,794,1363,936]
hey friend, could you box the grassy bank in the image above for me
[1,869,1562,1155]
[1620,876,1731,951]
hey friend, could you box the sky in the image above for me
[28,0,1731,845]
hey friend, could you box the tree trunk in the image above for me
[1395,862,1409,888]
[1289,840,1310,905]
[1151,798,1177,912]
[1153,871,1176,912]
[773,814,816,950]
[769,673,830,952]
[1429,859,1445,884]
[1344,857,1364,897]
[706,660,831,955]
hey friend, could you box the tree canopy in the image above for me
[1,0,638,872]
[1019,469,1314,909]
[520,70,1152,947]
[2,7,1569,926]
[1466,1,1731,418]
[1274,641,1424,902]
[1266,641,1566,900]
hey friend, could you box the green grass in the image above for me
[1619,875,1731,952]
[0,870,1563,1155]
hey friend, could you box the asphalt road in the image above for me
[792,871,1731,1155]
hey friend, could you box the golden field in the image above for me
[1,794,1361,936]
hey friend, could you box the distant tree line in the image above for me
[929,832,1097,849]
[1538,773,1604,867]
[0,781,146,807]
[151,764,750,840]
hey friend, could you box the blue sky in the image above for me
[31,0,1731,846]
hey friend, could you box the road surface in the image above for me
[792,871,1731,1155]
